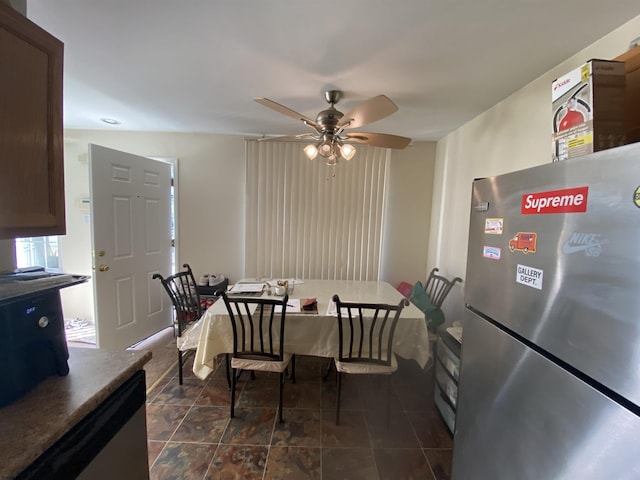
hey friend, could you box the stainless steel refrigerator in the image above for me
[453,142,640,479]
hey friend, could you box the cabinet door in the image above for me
[0,3,64,239]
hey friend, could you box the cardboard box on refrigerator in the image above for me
[615,45,640,145]
[552,59,626,162]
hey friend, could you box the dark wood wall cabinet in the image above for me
[0,3,65,240]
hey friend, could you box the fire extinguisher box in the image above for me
[552,59,626,162]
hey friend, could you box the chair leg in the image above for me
[386,374,391,428]
[224,353,231,389]
[335,371,342,425]
[278,371,285,423]
[230,368,237,418]
[178,350,183,385]
[289,354,296,383]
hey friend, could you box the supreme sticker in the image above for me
[516,264,543,290]
[521,186,588,214]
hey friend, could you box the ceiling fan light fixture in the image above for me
[318,141,333,157]
[303,144,319,160]
[339,143,356,160]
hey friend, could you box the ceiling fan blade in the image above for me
[257,133,317,142]
[254,98,319,129]
[337,95,398,129]
[344,132,411,149]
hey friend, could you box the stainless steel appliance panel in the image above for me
[465,142,640,406]
[452,309,640,480]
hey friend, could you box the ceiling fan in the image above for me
[254,90,411,165]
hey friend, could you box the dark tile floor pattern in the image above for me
[145,354,453,480]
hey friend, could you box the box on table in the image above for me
[552,59,626,162]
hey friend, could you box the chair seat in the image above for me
[231,352,292,373]
[335,354,398,375]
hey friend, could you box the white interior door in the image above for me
[89,144,172,350]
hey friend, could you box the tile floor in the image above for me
[145,354,453,480]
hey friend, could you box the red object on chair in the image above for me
[397,281,413,298]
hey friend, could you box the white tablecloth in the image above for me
[184,280,430,380]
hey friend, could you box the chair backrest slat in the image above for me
[369,310,378,359]
[376,309,391,361]
[424,267,463,308]
[152,263,202,337]
[267,306,275,355]
[221,292,288,361]
[332,295,409,366]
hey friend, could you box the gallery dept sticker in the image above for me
[484,218,503,235]
[516,264,543,290]
[509,232,537,254]
[483,246,501,260]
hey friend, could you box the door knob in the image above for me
[98,264,110,272]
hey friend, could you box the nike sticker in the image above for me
[561,233,609,257]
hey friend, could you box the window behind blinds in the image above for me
[245,139,389,281]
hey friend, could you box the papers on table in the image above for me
[325,300,359,317]
[228,282,264,294]
[274,298,301,313]
[273,298,319,314]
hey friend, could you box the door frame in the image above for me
[150,157,178,275]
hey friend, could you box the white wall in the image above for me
[428,14,640,322]
[59,130,435,320]
[381,142,436,288]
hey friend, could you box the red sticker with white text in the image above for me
[521,186,588,214]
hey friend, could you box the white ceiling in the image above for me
[27,0,640,142]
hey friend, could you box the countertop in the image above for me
[0,347,151,480]
[0,274,90,305]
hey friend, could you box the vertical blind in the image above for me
[245,139,389,281]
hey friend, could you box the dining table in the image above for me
[180,279,430,381]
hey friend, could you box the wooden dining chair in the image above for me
[424,267,463,310]
[331,294,410,426]
[219,291,292,422]
[153,263,229,387]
